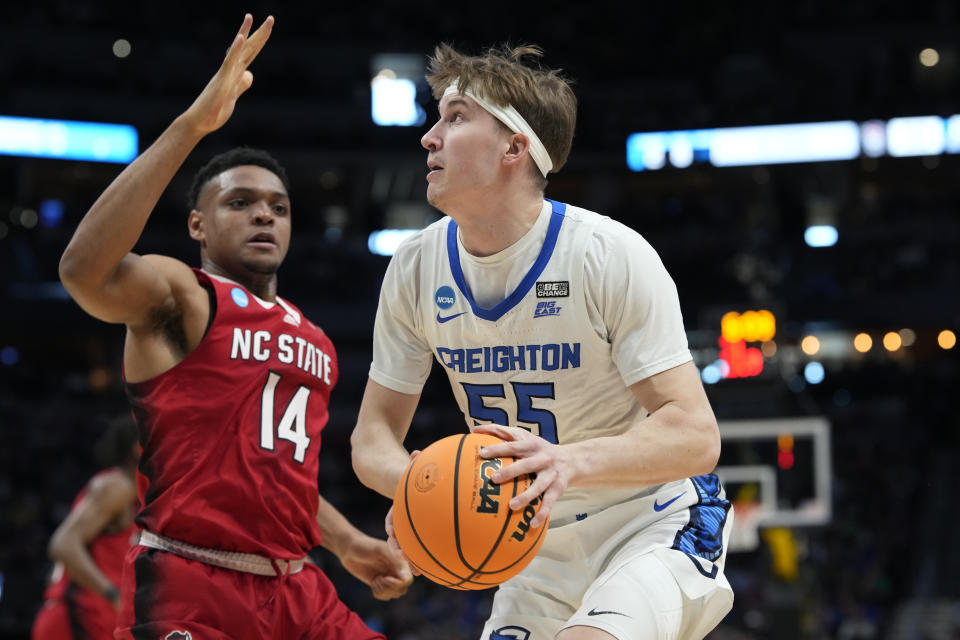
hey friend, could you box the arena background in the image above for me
[2,2,959,638]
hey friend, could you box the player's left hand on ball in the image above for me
[473,424,572,529]
[385,505,420,576]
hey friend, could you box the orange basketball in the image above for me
[392,432,548,590]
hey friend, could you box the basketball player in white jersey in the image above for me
[350,43,734,640]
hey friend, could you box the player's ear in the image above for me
[188,209,206,247]
[503,133,531,169]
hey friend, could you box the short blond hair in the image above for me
[426,43,577,180]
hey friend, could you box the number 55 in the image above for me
[460,382,558,444]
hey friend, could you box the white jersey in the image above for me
[371,199,694,525]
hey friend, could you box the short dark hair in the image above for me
[186,147,291,210]
[94,413,139,468]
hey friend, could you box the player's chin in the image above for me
[240,255,282,275]
[425,185,446,209]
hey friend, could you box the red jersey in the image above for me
[124,270,338,558]
[42,468,138,601]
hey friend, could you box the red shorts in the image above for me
[115,545,385,640]
[32,587,117,640]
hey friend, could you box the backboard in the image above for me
[715,417,832,551]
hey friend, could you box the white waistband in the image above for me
[548,485,667,528]
[138,530,305,577]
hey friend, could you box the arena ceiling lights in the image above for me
[0,116,138,163]
[626,115,960,171]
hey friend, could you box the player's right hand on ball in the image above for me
[181,13,274,135]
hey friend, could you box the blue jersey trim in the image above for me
[671,474,730,563]
[446,199,567,322]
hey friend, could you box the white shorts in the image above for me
[480,476,734,640]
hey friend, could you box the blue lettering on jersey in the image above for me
[437,343,580,373]
[534,300,561,318]
[435,285,456,309]
[231,287,249,308]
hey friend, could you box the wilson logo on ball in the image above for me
[511,495,541,542]
[477,458,502,514]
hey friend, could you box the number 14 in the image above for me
[461,382,558,444]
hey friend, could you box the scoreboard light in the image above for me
[718,337,764,379]
[715,310,776,380]
[721,310,776,343]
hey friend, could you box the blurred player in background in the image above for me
[351,43,733,639]
[32,415,139,640]
[58,14,411,640]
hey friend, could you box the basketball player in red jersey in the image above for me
[58,14,411,640]
[32,416,139,640]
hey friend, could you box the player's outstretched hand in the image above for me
[181,13,274,136]
[474,424,572,529]
[339,532,413,601]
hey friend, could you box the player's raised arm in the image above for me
[58,14,274,326]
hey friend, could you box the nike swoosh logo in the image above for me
[653,491,685,512]
[587,608,630,618]
[437,311,467,323]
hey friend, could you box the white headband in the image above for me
[443,81,553,177]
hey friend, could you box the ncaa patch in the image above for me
[164,632,192,640]
[230,287,249,308]
[536,281,569,298]
[435,285,456,309]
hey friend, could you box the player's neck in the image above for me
[202,260,279,302]
[453,192,544,258]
